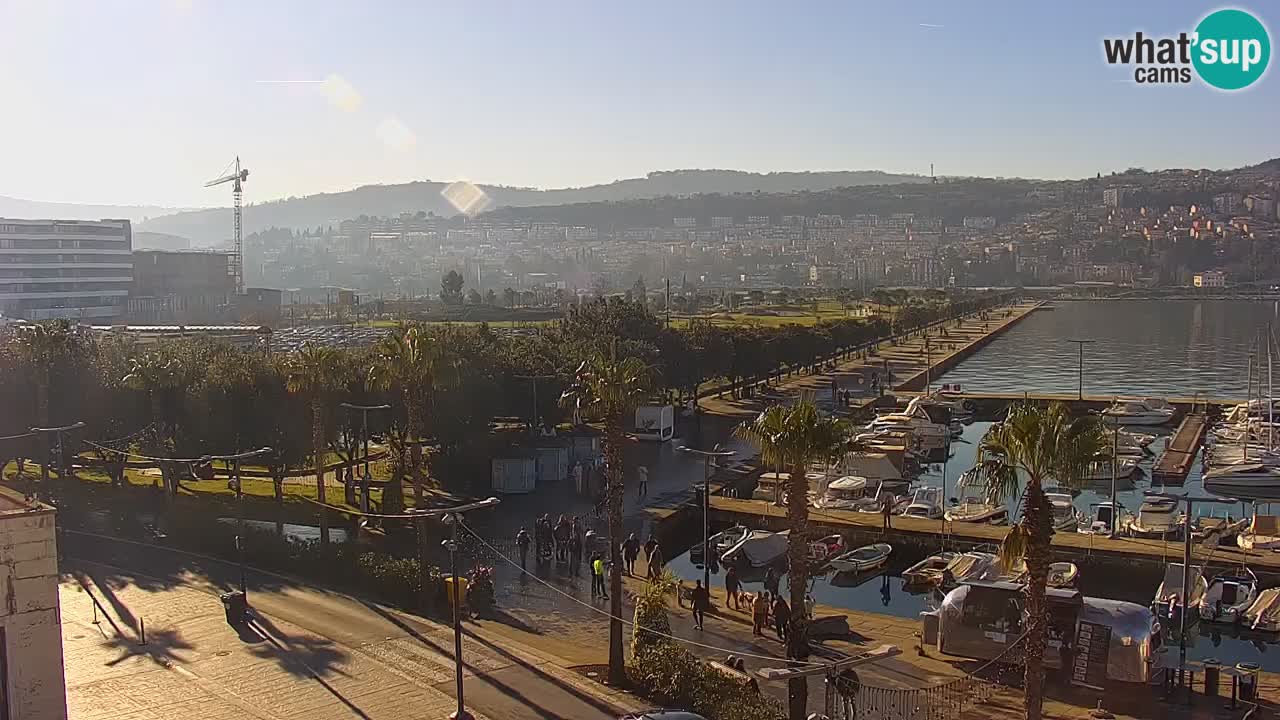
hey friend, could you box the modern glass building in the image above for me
[0,218,133,321]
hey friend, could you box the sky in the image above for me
[1,0,1278,208]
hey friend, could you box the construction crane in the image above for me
[205,157,249,295]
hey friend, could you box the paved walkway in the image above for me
[60,533,638,720]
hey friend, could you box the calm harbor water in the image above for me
[938,300,1278,399]
[666,300,1280,670]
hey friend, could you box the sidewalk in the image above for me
[59,536,639,720]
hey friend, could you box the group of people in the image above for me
[619,533,664,578]
[515,514,589,569]
[722,563,814,641]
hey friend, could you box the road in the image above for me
[60,529,634,720]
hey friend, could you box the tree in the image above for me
[484,289,497,306]
[285,344,348,546]
[440,270,465,305]
[560,340,656,686]
[735,402,848,720]
[13,321,90,479]
[630,276,648,306]
[978,402,1107,720]
[503,287,517,308]
[466,288,482,305]
[121,349,190,495]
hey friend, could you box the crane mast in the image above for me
[205,157,249,295]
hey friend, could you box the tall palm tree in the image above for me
[367,326,455,510]
[560,339,655,686]
[122,351,185,495]
[286,343,347,546]
[735,401,848,720]
[14,320,85,476]
[978,402,1107,720]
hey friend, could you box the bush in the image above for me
[630,642,784,720]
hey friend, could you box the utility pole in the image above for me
[1109,417,1120,539]
[207,448,272,597]
[1066,339,1095,400]
[340,402,391,513]
[678,444,736,590]
[514,374,556,434]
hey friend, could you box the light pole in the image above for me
[678,443,737,590]
[514,374,556,434]
[409,497,501,720]
[1066,339,1095,400]
[29,421,85,502]
[207,448,272,597]
[1108,416,1120,539]
[340,402,391,513]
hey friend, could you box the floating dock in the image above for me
[1151,412,1208,486]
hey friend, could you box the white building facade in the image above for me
[0,218,133,321]
[0,489,66,720]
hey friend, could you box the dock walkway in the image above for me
[1152,412,1208,485]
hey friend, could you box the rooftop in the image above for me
[0,485,53,516]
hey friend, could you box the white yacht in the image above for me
[901,486,945,519]
[1101,398,1176,426]
[1204,463,1280,496]
[1047,492,1081,531]
[944,470,1007,524]
[1200,569,1259,625]
[1079,457,1140,481]
[813,475,875,511]
[866,402,950,443]
[1124,495,1181,538]
[1079,501,1127,535]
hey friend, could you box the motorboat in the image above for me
[1002,559,1079,588]
[1123,495,1182,538]
[690,525,749,564]
[1203,463,1280,497]
[721,530,789,568]
[901,551,958,586]
[901,486,945,520]
[1078,501,1127,535]
[828,543,893,574]
[1047,492,1081,531]
[940,552,1002,588]
[856,484,912,516]
[813,475,876,511]
[1079,457,1140,481]
[1192,515,1249,543]
[867,401,951,443]
[807,534,845,566]
[944,469,1007,524]
[1152,563,1207,620]
[1101,398,1176,426]
[1236,514,1280,551]
[1200,569,1259,625]
[1244,588,1280,632]
[1119,430,1157,451]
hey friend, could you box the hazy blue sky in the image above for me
[1,0,1277,207]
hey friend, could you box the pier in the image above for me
[1152,411,1209,485]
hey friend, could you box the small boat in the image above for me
[1078,501,1127,535]
[722,530,788,568]
[1079,457,1140,481]
[828,543,893,573]
[1192,515,1249,543]
[807,534,846,566]
[1237,514,1280,551]
[813,475,876,511]
[940,552,1002,588]
[901,551,957,586]
[1244,588,1280,632]
[1200,569,1259,625]
[901,486,945,520]
[1124,496,1182,538]
[1047,492,1081,531]
[1048,562,1080,588]
[690,525,749,564]
[944,470,1006,524]
[1152,563,1207,621]
[1101,398,1176,426]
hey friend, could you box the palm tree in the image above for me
[368,326,455,510]
[14,320,85,477]
[978,402,1107,720]
[735,401,848,720]
[122,351,185,495]
[560,339,655,686]
[286,344,347,546]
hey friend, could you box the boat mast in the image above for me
[1269,325,1275,452]
[1246,349,1253,463]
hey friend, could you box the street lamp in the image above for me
[678,444,736,590]
[205,448,272,596]
[514,374,556,435]
[410,497,501,720]
[1065,339,1095,400]
[340,402,391,512]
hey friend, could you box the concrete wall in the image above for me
[0,507,66,720]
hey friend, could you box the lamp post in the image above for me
[1066,339,1095,400]
[514,374,556,434]
[206,447,272,597]
[678,443,737,590]
[409,497,501,720]
[340,402,391,513]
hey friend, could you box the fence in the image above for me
[830,635,1027,720]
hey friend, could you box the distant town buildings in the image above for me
[1193,270,1227,288]
[0,218,133,321]
[1102,187,1128,208]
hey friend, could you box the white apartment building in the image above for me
[0,488,67,720]
[0,218,133,321]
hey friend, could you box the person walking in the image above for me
[881,493,894,532]
[569,519,584,572]
[591,554,608,599]
[764,566,780,597]
[637,465,649,499]
[643,536,658,568]
[690,580,710,630]
[772,595,791,642]
[752,592,769,636]
[724,564,741,610]
[622,533,640,576]
[515,527,531,569]
[646,541,665,579]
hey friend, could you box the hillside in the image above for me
[136,169,928,245]
[0,195,182,224]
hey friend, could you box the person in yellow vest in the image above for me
[591,554,608,599]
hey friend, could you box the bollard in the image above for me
[138,618,146,646]
[1203,659,1220,698]
[1237,662,1260,702]
[92,600,99,625]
